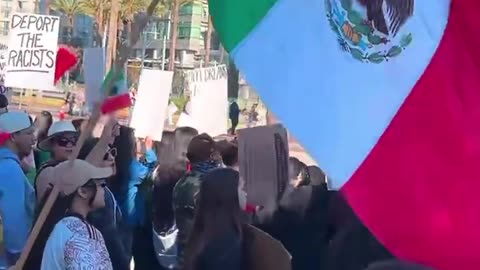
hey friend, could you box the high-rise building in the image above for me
[38,0,94,47]
[0,0,38,43]
[133,0,220,68]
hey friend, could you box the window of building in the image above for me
[178,25,190,39]
[0,21,9,36]
[179,3,202,16]
[1,0,12,10]
[1,8,11,19]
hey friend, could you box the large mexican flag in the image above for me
[209,0,480,269]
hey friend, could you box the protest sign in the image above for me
[83,47,106,110]
[185,65,228,136]
[130,69,173,141]
[4,13,60,90]
[238,124,289,209]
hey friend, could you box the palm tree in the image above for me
[78,0,109,33]
[153,0,170,18]
[51,0,82,40]
[119,0,147,37]
[168,0,193,71]
[106,0,120,71]
[204,15,212,64]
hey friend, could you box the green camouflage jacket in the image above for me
[172,170,205,267]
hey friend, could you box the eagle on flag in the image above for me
[358,0,414,36]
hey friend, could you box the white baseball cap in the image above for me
[0,111,33,145]
[38,120,79,151]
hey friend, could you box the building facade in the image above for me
[133,0,221,68]
[0,0,37,43]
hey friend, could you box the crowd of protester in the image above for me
[0,108,435,270]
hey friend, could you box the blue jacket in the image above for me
[0,147,35,266]
[121,149,157,227]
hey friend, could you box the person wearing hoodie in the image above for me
[0,111,36,267]
[172,133,223,268]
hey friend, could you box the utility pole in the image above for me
[161,11,171,71]
[168,0,179,71]
[106,0,119,72]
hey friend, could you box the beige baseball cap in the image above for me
[36,159,113,200]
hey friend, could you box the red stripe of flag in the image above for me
[342,0,480,269]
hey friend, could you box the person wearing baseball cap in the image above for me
[0,111,36,267]
[23,159,114,269]
[37,120,79,164]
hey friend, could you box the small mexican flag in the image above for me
[102,67,128,96]
[100,67,132,114]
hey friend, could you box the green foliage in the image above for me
[387,46,402,57]
[367,52,384,64]
[170,95,187,111]
[350,48,364,61]
[51,0,82,24]
[367,33,383,45]
[400,33,413,48]
[171,70,188,96]
[347,10,362,25]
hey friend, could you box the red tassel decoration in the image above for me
[54,47,78,84]
[0,132,11,145]
[100,93,133,114]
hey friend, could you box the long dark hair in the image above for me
[288,157,310,186]
[173,126,198,165]
[110,125,134,195]
[152,161,186,232]
[153,130,175,165]
[23,188,75,269]
[184,168,244,270]
[34,111,53,143]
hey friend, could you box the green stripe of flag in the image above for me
[102,68,127,96]
[209,0,278,52]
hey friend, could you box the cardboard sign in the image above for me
[185,65,228,136]
[244,225,291,270]
[130,69,173,141]
[4,13,60,90]
[238,124,289,208]
[83,47,106,110]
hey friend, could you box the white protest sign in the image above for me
[4,13,60,90]
[176,112,195,129]
[83,47,106,110]
[186,65,228,136]
[130,69,173,141]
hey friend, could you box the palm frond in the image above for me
[50,0,81,14]
[120,0,147,21]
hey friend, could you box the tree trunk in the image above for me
[127,20,132,44]
[219,44,225,64]
[106,0,119,72]
[97,5,104,33]
[205,16,212,65]
[168,0,180,71]
[45,0,51,14]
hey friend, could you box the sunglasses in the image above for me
[54,136,78,147]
